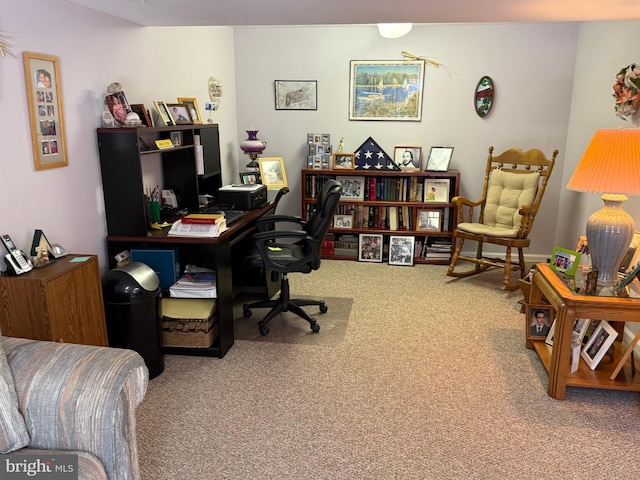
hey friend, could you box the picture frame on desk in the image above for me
[153,100,174,126]
[526,304,554,340]
[23,52,68,171]
[258,157,288,189]
[239,171,259,185]
[389,236,415,266]
[358,234,383,263]
[581,320,618,370]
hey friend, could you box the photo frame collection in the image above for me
[23,52,68,170]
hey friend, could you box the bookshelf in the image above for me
[301,169,460,264]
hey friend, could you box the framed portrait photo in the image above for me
[239,171,260,185]
[153,101,174,126]
[426,146,454,171]
[358,234,383,263]
[333,214,353,229]
[550,246,581,276]
[177,97,203,124]
[526,304,554,340]
[393,146,422,170]
[166,103,192,125]
[349,60,425,121]
[258,157,288,189]
[23,52,68,170]
[581,321,618,370]
[336,176,365,200]
[333,153,355,170]
[389,236,415,266]
[274,80,317,110]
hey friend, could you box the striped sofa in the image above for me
[0,336,148,480]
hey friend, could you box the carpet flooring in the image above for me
[233,294,353,346]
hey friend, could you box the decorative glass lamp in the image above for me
[566,128,640,285]
[239,127,266,169]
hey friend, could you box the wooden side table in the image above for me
[528,263,640,399]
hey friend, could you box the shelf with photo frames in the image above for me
[301,168,460,264]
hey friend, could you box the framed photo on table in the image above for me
[239,171,260,185]
[389,236,415,266]
[23,52,68,170]
[550,246,580,276]
[581,321,618,370]
[426,146,454,171]
[258,157,288,189]
[526,304,554,340]
[177,97,203,124]
[130,104,152,127]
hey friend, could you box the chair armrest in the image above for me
[254,214,306,232]
[517,205,537,237]
[251,230,318,273]
[2,337,148,480]
[451,196,484,224]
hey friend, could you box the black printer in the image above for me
[217,184,267,210]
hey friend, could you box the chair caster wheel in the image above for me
[319,302,328,314]
[259,324,269,336]
[243,305,252,318]
[310,320,320,333]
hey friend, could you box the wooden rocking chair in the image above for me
[446,146,557,290]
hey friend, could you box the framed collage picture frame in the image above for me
[337,176,365,200]
[274,80,317,110]
[424,179,450,203]
[389,236,415,266]
[23,52,68,170]
[393,146,422,170]
[358,234,383,262]
[526,304,554,340]
[581,321,618,370]
[426,146,454,171]
[550,246,581,276]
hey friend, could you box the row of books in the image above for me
[322,233,452,260]
[322,233,358,257]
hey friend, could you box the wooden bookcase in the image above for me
[301,169,460,264]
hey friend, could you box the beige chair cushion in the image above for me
[457,169,540,238]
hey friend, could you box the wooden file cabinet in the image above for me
[0,255,108,346]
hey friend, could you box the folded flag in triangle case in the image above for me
[354,136,399,171]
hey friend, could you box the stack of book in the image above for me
[424,238,452,259]
[169,272,217,298]
[168,214,227,238]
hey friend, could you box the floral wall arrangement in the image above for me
[613,63,640,120]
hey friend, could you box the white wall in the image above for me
[556,20,640,248]
[0,0,237,272]
[234,23,579,257]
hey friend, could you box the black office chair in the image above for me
[242,179,342,336]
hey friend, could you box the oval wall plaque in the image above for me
[475,76,494,117]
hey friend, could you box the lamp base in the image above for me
[586,194,635,286]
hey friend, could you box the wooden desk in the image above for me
[528,263,640,399]
[106,203,277,358]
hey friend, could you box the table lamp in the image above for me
[566,128,640,285]
[239,127,266,169]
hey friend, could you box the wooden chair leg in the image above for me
[503,246,512,290]
[475,240,484,271]
[447,238,465,275]
[518,248,526,279]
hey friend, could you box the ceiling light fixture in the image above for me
[377,23,413,39]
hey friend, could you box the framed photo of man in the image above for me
[526,304,554,340]
[393,146,421,170]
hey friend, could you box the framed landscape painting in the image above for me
[349,60,425,121]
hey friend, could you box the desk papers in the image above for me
[167,219,228,238]
[169,273,217,298]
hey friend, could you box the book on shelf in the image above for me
[181,213,226,225]
[168,219,227,238]
[169,273,217,298]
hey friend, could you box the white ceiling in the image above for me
[65,0,640,27]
